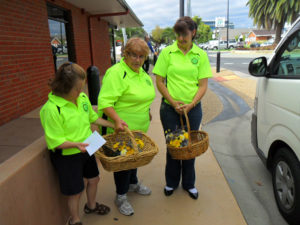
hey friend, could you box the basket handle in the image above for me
[180,108,192,149]
[123,126,139,154]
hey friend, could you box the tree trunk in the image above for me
[275,20,284,44]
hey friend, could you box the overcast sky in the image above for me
[126,0,254,33]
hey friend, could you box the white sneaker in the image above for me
[115,194,134,216]
[129,182,152,195]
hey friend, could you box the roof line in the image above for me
[116,0,143,27]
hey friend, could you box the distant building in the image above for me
[214,28,251,41]
[203,20,234,30]
[50,37,61,47]
[246,29,276,44]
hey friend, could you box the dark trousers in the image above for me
[142,57,150,73]
[114,169,138,195]
[160,100,202,190]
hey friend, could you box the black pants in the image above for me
[114,169,138,195]
[142,58,150,73]
[160,100,202,190]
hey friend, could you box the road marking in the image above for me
[224,63,234,65]
[242,63,249,64]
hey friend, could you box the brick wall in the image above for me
[0,0,112,125]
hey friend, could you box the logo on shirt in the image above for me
[145,79,152,86]
[191,57,198,64]
[83,103,88,112]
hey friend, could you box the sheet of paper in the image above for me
[84,131,106,156]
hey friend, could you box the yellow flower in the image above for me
[183,132,189,139]
[113,142,120,149]
[120,149,127,156]
[135,138,144,148]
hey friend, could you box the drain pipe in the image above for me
[87,9,129,65]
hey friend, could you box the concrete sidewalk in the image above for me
[78,75,247,225]
[0,69,250,225]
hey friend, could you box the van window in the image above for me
[275,31,300,76]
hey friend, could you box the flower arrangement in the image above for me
[165,129,189,148]
[110,138,144,156]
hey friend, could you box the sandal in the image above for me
[68,218,83,225]
[84,202,110,215]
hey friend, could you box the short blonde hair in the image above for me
[124,37,149,59]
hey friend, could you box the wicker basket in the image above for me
[95,127,158,172]
[167,109,209,160]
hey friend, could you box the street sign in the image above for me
[215,17,225,28]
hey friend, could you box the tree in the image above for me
[161,27,176,45]
[114,27,146,42]
[192,16,212,43]
[151,26,164,44]
[247,0,300,43]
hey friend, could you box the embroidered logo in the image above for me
[83,103,88,112]
[191,57,198,64]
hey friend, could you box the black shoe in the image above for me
[164,188,174,196]
[188,191,198,199]
[185,189,198,200]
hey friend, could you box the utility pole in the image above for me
[226,0,229,49]
[187,0,191,17]
[180,0,184,17]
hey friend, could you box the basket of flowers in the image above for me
[95,127,158,172]
[166,109,209,160]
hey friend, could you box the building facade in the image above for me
[0,0,142,126]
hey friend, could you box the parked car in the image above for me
[57,45,67,54]
[250,42,260,48]
[199,42,209,50]
[249,17,300,225]
[261,38,275,47]
[236,41,245,48]
[208,40,236,50]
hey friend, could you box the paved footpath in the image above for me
[80,74,247,225]
[0,68,251,225]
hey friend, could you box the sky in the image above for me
[126,0,254,33]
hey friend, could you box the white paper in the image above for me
[84,131,106,156]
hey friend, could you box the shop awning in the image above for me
[65,0,143,27]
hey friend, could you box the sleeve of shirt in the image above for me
[82,93,98,123]
[98,67,127,110]
[40,104,66,150]
[148,42,155,53]
[152,48,169,78]
[198,51,213,80]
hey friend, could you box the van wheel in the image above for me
[272,147,300,225]
[213,46,218,50]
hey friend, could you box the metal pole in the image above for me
[226,0,229,49]
[217,29,221,73]
[180,0,184,17]
[187,0,191,17]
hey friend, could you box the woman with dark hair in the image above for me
[40,62,118,225]
[98,37,155,216]
[153,17,212,200]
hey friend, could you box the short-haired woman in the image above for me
[153,17,212,200]
[40,62,118,225]
[98,37,156,216]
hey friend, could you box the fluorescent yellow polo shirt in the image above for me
[98,58,155,133]
[40,92,98,155]
[152,41,212,104]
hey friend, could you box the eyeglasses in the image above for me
[128,52,145,60]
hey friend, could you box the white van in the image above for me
[249,17,300,225]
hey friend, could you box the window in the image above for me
[47,3,75,71]
[275,31,300,76]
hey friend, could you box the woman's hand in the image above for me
[114,119,128,133]
[178,103,194,114]
[76,143,89,153]
[172,100,185,114]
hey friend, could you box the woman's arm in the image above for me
[102,107,128,131]
[57,141,89,153]
[179,78,208,113]
[92,117,114,128]
[156,75,185,114]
